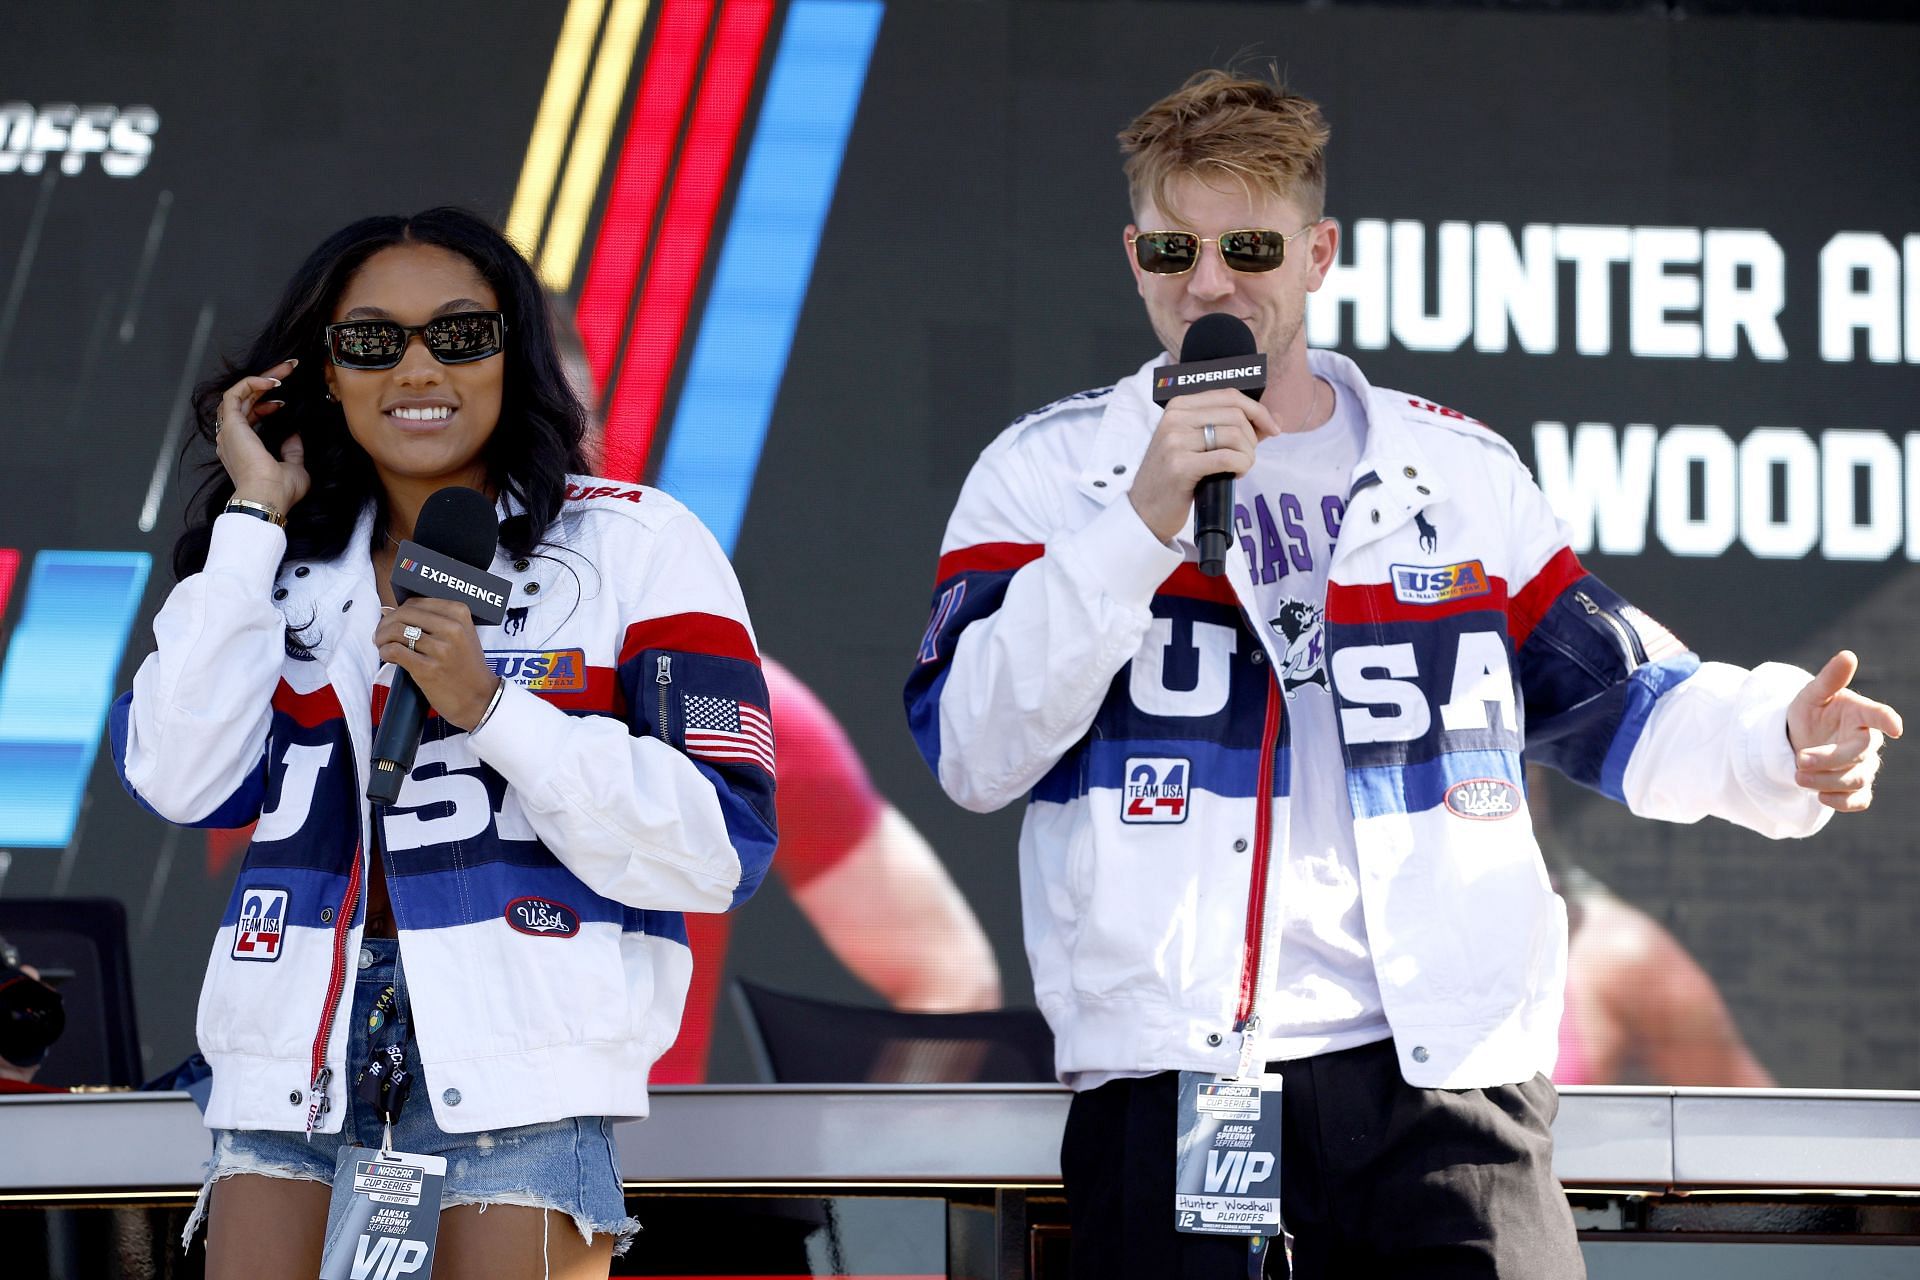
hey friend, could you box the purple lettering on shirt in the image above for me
[1254,494,1288,584]
[1322,495,1346,541]
[1234,503,1257,576]
[1279,494,1312,571]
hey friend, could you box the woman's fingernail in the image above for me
[283,358,300,370]
[262,399,285,408]
[267,377,283,388]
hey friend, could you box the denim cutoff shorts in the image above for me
[186,936,637,1254]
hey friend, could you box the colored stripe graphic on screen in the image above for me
[538,0,653,291]
[600,0,777,483]
[0,548,19,619]
[655,0,885,551]
[503,0,609,257]
[0,551,150,846]
[575,0,716,389]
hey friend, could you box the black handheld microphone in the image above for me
[367,486,503,806]
[1175,314,1266,577]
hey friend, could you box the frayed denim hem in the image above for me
[181,1148,333,1249]
[440,1192,642,1258]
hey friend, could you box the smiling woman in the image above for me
[109,209,779,1280]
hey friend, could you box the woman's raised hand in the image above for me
[215,358,310,516]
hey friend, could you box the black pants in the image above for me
[1060,1039,1585,1279]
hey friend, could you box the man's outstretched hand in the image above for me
[1786,651,1902,813]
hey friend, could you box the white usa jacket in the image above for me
[905,350,1827,1090]
[112,478,777,1133]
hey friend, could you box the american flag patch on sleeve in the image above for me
[683,693,776,775]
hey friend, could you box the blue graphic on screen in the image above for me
[0,551,151,846]
[656,0,885,554]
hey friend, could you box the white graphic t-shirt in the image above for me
[1238,381,1394,1062]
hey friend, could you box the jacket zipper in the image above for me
[1573,591,1645,671]
[305,713,370,1134]
[1232,672,1284,1077]
[655,654,673,739]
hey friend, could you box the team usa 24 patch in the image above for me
[1123,757,1190,824]
[232,887,289,962]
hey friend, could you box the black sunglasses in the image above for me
[1129,224,1318,276]
[325,311,508,370]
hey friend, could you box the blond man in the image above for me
[905,69,1898,1277]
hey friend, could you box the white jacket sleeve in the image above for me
[1622,661,1831,839]
[114,513,286,825]
[468,511,778,913]
[905,441,1183,813]
[1500,456,1830,840]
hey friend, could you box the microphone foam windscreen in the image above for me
[411,486,501,569]
[1181,313,1258,363]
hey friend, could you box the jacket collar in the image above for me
[1077,348,1449,553]
[269,490,562,640]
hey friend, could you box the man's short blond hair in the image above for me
[1119,68,1330,224]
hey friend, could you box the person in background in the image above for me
[654,655,1002,1080]
[1533,770,1774,1087]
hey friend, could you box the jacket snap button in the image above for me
[524,582,540,595]
[1250,651,1264,664]
[1370,510,1380,524]
[1112,464,1126,475]
[1093,480,1107,488]
[289,1091,302,1105]
[294,566,310,577]
[358,947,374,970]
[1416,485,1431,495]
[1233,838,1248,853]
[1412,1045,1430,1063]
[272,587,289,600]
[1403,466,1418,478]
[1207,1033,1223,1047]
[342,600,353,612]
[320,907,334,924]
[514,558,530,572]
[443,1088,462,1106]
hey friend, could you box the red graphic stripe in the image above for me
[0,548,18,620]
[1326,576,1511,627]
[934,541,1044,583]
[601,0,777,482]
[575,0,716,391]
[1508,547,1587,648]
[1156,563,1238,605]
[620,612,760,666]
[273,679,346,730]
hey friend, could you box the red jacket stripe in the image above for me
[1507,547,1587,648]
[619,613,760,667]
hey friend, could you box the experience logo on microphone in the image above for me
[1151,353,1271,405]
[391,542,512,625]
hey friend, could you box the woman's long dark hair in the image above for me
[173,207,587,580]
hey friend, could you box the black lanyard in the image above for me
[354,979,413,1135]
[354,815,413,1135]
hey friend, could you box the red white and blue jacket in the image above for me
[111,478,776,1133]
[906,350,1827,1090]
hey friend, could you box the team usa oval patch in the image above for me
[1443,777,1520,821]
[505,896,581,938]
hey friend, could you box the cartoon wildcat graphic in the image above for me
[1270,600,1329,697]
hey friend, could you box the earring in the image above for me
[324,390,338,403]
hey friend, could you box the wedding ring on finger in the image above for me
[1202,423,1217,451]
[402,624,424,652]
